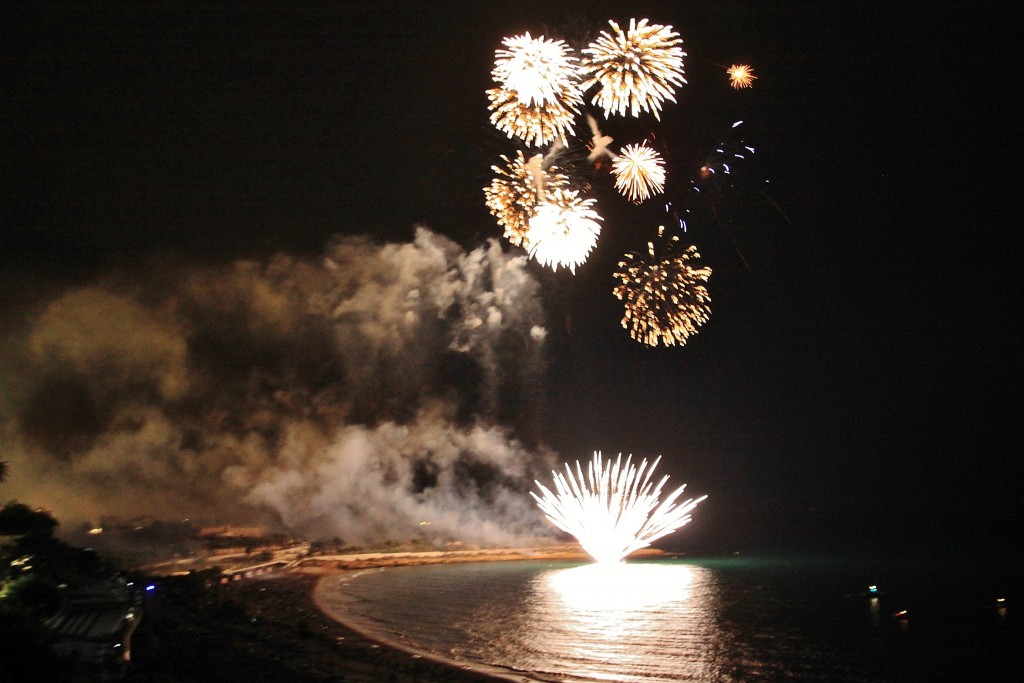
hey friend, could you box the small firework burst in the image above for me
[487,85,580,147]
[612,142,666,202]
[526,189,602,273]
[532,451,707,564]
[484,151,570,247]
[613,231,711,347]
[727,64,757,89]
[581,18,686,120]
[492,33,580,108]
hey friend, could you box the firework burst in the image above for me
[487,85,580,147]
[484,152,571,247]
[482,18,782,353]
[612,142,666,202]
[532,451,706,564]
[727,64,757,89]
[492,33,580,107]
[526,189,602,273]
[581,18,686,120]
[613,231,712,347]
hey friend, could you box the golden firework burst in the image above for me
[611,142,666,202]
[727,64,757,89]
[483,152,571,248]
[613,231,711,347]
[581,18,686,120]
[487,85,580,147]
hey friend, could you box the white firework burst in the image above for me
[526,189,602,273]
[612,142,666,202]
[492,33,580,107]
[532,451,707,564]
[581,18,686,120]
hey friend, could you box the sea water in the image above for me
[316,555,1020,682]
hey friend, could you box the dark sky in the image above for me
[2,2,1018,553]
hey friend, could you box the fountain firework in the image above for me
[531,452,706,563]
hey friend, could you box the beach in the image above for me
[124,570,515,682]
[125,546,623,682]
[303,546,615,682]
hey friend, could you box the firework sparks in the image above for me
[613,231,712,347]
[698,122,752,179]
[526,189,602,273]
[532,451,706,564]
[612,142,666,202]
[492,33,580,108]
[487,85,580,147]
[726,64,757,89]
[484,151,571,247]
[581,18,686,120]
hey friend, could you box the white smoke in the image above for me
[0,227,557,545]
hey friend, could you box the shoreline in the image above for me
[300,546,672,683]
[126,546,670,682]
[312,573,547,683]
[291,543,627,571]
[130,569,523,682]
[302,545,607,683]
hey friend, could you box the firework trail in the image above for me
[585,113,614,163]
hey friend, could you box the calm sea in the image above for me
[315,555,1020,682]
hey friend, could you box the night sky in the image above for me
[2,2,1018,555]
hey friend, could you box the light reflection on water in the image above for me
[317,556,1019,682]
[323,561,732,682]
[522,563,722,681]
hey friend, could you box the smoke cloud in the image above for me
[0,227,557,545]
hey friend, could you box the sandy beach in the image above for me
[301,546,619,682]
[127,546,645,682]
[301,545,606,682]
